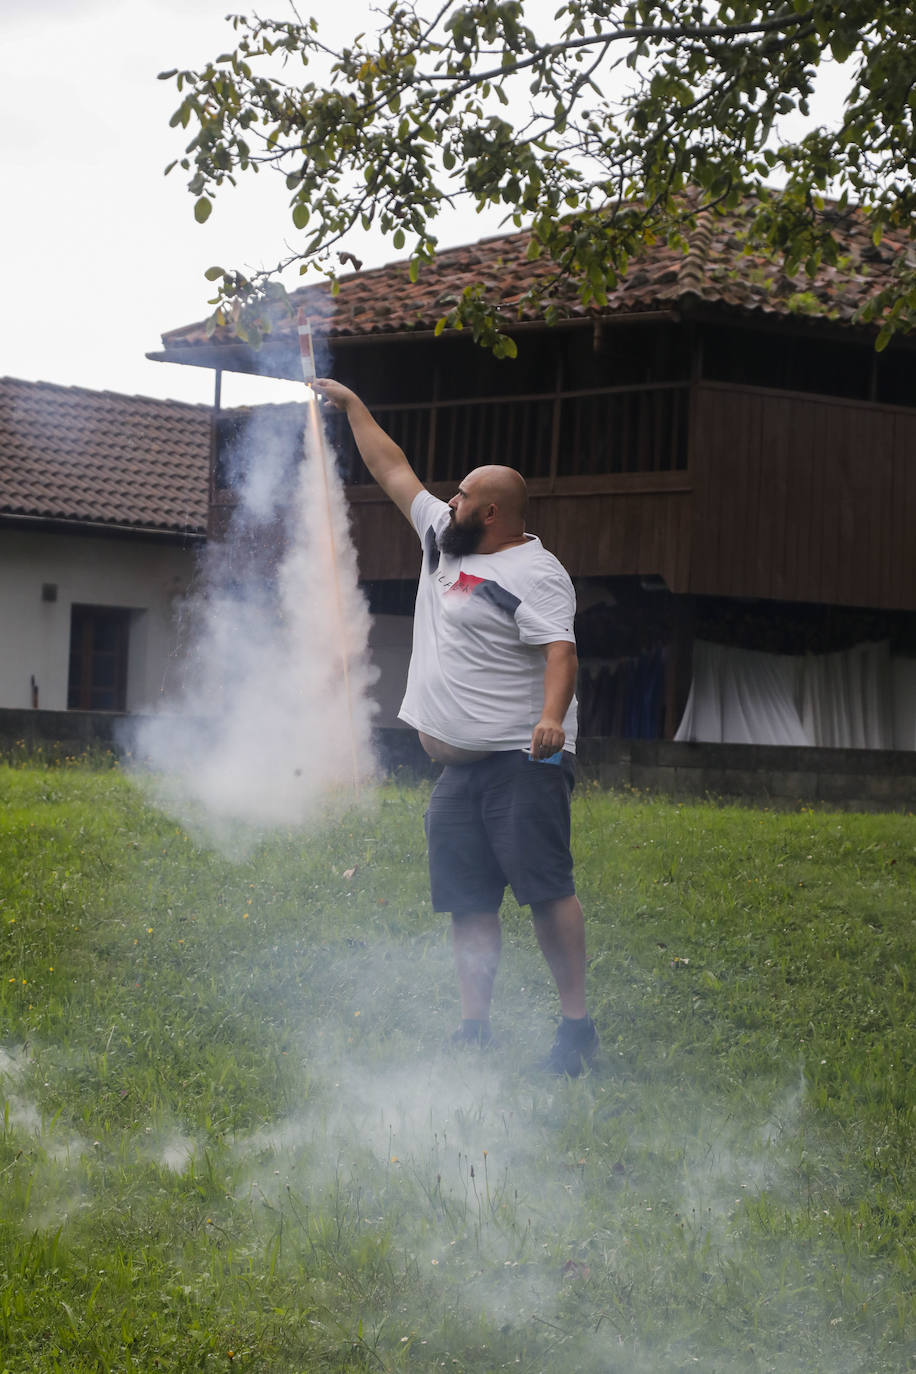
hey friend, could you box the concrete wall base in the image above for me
[0,709,439,777]
[578,737,916,811]
[1,710,913,810]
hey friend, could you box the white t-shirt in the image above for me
[398,490,578,753]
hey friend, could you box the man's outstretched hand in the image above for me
[311,378,358,411]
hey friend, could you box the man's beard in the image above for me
[437,511,486,557]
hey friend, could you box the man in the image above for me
[313,378,599,1076]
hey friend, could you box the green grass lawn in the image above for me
[0,763,913,1373]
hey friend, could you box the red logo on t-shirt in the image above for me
[446,572,485,596]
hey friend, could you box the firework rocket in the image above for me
[297,311,317,385]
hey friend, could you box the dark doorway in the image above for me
[68,606,130,711]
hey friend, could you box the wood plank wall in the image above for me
[689,382,916,609]
[525,480,692,589]
[212,379,914,613]
[346,476,694,588]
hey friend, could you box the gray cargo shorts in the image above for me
[424,749,576,916]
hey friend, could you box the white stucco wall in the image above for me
[0,527,200,712]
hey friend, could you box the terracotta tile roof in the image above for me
[159,200,911,360]
[0,377,210,535]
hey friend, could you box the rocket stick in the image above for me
[297,311,361,796]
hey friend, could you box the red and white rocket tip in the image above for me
[297,310,317,385]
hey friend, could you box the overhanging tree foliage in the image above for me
[161,1,916,353]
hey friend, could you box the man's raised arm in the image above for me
[312,379,424,522]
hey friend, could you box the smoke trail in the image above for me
[129,397,377,847]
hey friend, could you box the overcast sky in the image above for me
[1,0,850,410]
[0,0,506,409]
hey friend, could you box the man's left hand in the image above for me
[529,718,566,759]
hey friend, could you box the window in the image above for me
[68,606,130,711]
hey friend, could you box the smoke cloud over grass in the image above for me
[129,396,378,846]
[1,770,912,1370]
[2,1015,891,1374]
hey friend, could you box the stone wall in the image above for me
[2,709,913,810]
[578,738,916,811]
[0,709,439,776]
[0,707,127,760]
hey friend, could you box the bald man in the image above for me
[314,379,599,1076]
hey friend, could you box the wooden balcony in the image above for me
[211,378,916,612]
[337,382,693,589]
[325,380,689,485]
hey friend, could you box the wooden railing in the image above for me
[323,381,690,486]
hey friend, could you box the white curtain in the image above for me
[799,641,892,749]
[675,642,811,746]
[676,641,916,751]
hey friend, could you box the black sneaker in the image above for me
[541,1016,599,1077]
[451,1019,495,1048]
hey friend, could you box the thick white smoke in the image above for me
[130,395,377,845]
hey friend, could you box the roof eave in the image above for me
[0,511,206,543]
[151,293,913,382]
[149,309,683,379]
[677,293,916,350]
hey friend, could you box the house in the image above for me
[151,200,916,752]
[0,378,209,720]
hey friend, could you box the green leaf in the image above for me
[292,202,311,230]
[203,266,225,281]
[830,35,854,64]
[393,228,406,250]
[193,197,212,223]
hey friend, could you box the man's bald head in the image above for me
[462,465,528,528]
[439,464,530,557]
